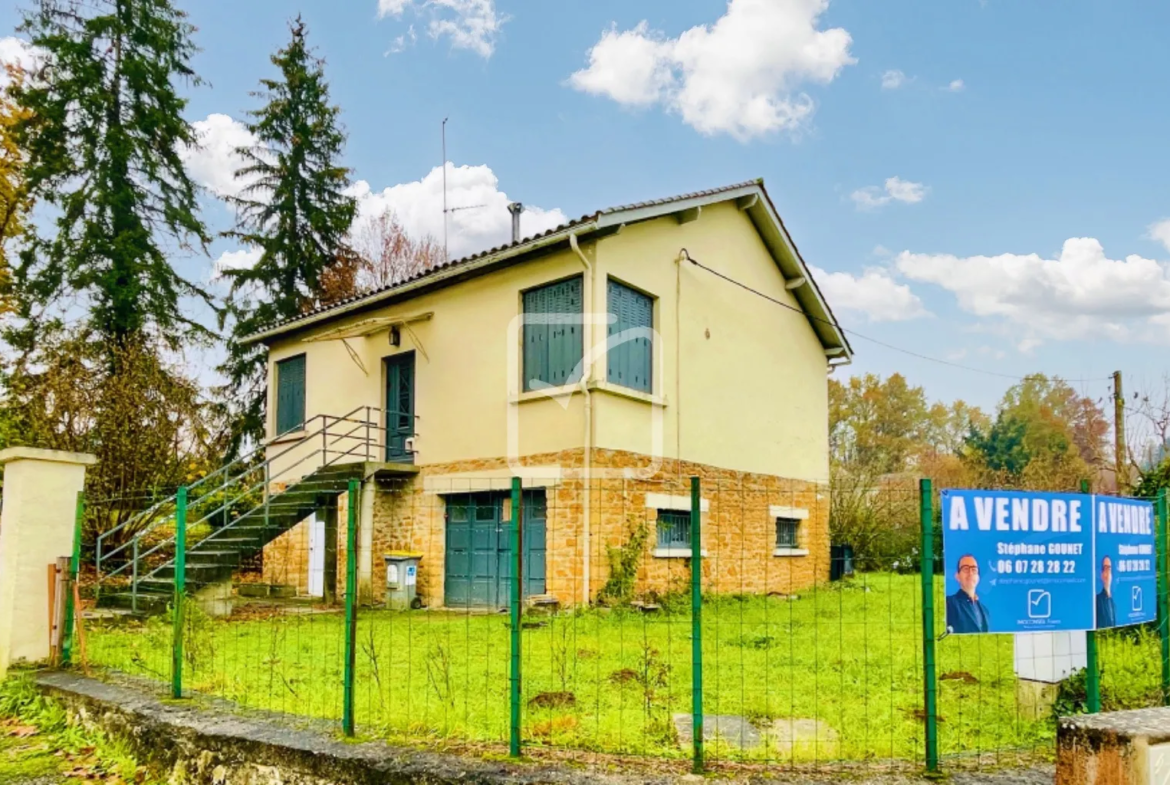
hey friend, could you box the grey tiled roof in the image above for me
[257,180,763,336]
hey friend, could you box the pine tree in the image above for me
[220,17,357,450]
[0,65,32,310]
[11,0,211,349]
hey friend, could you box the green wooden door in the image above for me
[444,491,547,608]
[384,352,415,463]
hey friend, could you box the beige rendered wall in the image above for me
[265,247,590,480]
[265,200,831,486]
[591,203,830,483]
[0,448,95,677]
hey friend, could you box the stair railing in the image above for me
[135,410,387,584]
[96,405,389,595]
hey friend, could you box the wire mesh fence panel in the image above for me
[354,476,513,744]
[78,471,1170,775]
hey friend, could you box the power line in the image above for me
[680,250,1115,385]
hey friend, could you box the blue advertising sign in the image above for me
[941,490,1095,634]
[1093,497,1156,629]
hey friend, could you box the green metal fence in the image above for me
[74,475,1170,776]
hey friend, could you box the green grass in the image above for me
[85,574,1164,765]
[0,673,157,785]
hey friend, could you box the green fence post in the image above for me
[690,475,704,773]
[1081,479,1101,713]
[60,491,85,667]
[509,476,523,758]
[919,478,939,774]
[171,486,187,700]
[1158,488,1169,705]
[343,479,359,736]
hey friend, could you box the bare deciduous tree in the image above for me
[350,210,443,292]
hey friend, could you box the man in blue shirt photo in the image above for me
[1096,556,1116,628]
[947,554,990,633]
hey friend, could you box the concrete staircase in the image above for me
[95,407,415,616]
[98,463,367,614]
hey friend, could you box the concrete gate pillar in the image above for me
[0,447,96,678]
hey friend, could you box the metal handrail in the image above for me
[98,405,388,587]
[96,404,375,570]
[139,426,380,582]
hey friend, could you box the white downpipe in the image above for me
[569,232,594,606]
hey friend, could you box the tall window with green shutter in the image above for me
[523,277,583,391]
[606,279,653,393]
[275,354,306,435]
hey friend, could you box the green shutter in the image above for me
[606,280,653,393]
[523,277,583,391]
[276,354,306,435]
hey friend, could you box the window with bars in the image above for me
[656,509,691,549]
[606,279,653,393]
[775,517,801,549]
[523,277,584,391]
[275,354,306,436]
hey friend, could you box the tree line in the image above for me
[0,1,436,543]
[827,371,1170,569]
[2,2,1168,559]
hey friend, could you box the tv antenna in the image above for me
[440,118,485,262]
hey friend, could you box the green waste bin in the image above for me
[384,552,423,610]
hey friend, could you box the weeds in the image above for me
[596,516,648,606]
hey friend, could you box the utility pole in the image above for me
[1115,370,1128,495]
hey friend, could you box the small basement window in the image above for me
[656,510,691,550]
[776,517,801,549]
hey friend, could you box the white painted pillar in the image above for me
[0,448,96,678]
[358,478,376,603]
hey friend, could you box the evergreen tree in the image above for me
[220,17,357,450]
[11,0,211,349]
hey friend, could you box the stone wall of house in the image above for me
[369,449,829,608]
[259,450,830,608]
[261,493,350,599]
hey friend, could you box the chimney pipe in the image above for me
[507,202,523,245]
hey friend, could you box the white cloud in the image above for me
[945,79,965,92]
[810,265,928,322]
[377,0,503,58]
[349,164,568,260]
[181,114,259,199]
[387,25,418,55]
[568,0,856,141]
[850,176,927,210]
[1148,219,1170,252]
[212,248,262,280]
[377,0,413,16]
[895,237,1170,346]
[881,69,906,90]
[0,37,44,89]
[184,112,568,264]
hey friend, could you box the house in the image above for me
[244,179,853,609]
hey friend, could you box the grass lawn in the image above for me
[85,573,1164,765]
[0,674,157,785]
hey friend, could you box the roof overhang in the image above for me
[242,181,853,361]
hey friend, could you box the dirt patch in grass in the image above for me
[528,692,576,710]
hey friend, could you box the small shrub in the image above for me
[596,517,649,606]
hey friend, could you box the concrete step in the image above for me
[150,563,233,582]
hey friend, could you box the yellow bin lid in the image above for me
[383,551,424,560]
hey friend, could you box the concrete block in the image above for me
[0,447,96,677]
[1057,706,1170,785]
[1017,678,1061,721]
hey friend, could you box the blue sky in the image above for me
[3,0,1170,415]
